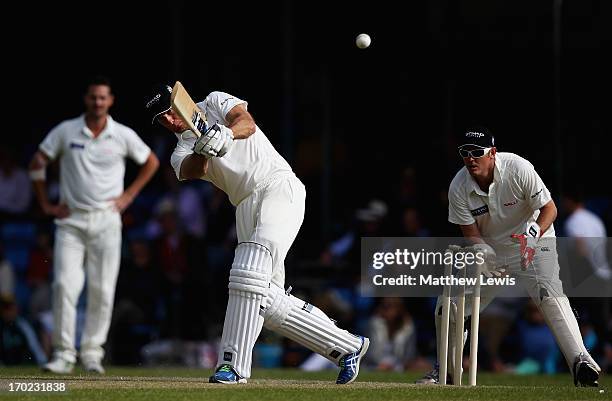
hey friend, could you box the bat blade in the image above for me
[171,81,207,137]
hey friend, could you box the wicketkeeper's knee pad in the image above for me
[261,284,362,364]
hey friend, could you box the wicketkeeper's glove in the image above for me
[193,123,234,158]
[472,243,505,278]
[511,222,540,270]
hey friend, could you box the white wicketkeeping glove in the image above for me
[193,123,234,158]
[472,243,505,278]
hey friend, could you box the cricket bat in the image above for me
[171,81,207,137]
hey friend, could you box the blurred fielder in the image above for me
[30,76,159,374]
[145,84,369,384]
[416,127,600,387]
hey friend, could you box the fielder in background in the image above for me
[416,127,601,387]
[144,84,369,384]
[29,76,159,374]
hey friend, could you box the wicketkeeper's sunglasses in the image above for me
[458,146,491,159]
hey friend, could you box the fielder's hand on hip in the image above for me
[472,243,505,278]
[43,202,70,219]
[113,192,135,213]
[511,222,540,270]
[193,123,234,158]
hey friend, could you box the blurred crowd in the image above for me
[1,141,611,375]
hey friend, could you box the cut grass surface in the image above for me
[0,367,607,401]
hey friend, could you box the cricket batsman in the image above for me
[416,127,601,387]
[144,84,369,384]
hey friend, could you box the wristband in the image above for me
[29,168,46,181]
[525,222,541,240]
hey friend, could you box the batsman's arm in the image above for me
[179,153,210,180]
[225,104,256,139]
[28,151,69,218]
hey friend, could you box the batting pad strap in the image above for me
[228,270,270,295]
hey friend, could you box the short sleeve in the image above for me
[170,131,199,180]
[39,125,64,160]
[205,91,247,121]
[564,214,586,237]
[519,161,552,210]
[448,180,475,226]
[564,220,579,237]
[123,128,151,165]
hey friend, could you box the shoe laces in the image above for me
[218,364,233,373]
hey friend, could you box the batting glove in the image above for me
[511,222,540,270]
[193,123,234,158]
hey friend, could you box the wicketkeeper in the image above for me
[416,127,601,387]
[144,84,369,384]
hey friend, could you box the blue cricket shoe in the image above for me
[336,336,370,384]
[209,364,247,384]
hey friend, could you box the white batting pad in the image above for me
[261,284,362,364]
[219,242,272,378]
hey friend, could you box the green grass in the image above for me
[0,367,607,401]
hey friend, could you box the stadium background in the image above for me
[1,0,610,374]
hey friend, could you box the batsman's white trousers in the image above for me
[51,208,121,363]
[235,173,306,288]
[218,173,304,377]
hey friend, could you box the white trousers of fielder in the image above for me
[51,208,121,364]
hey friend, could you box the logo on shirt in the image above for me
[70,142,85,149]
[531,189,543,198]
[470,205,489,217]
[504,200,518,207]
[220,97,235,106]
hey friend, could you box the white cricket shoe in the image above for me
[42,357,74,374]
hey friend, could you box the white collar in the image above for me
[80,115,114,138]
[466,156,504,196]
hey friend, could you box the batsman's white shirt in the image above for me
[170,92,293,206]
[448,152,555,255]
[40,115,151,211]
[170,91,302,286]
